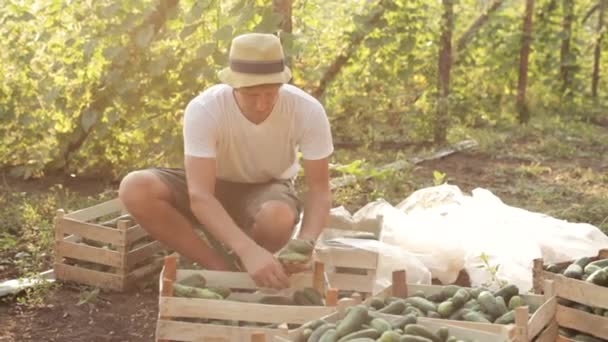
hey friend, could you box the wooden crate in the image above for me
[53,198,165,291]
[313,214,384,295]
[360,271,556,342]
[276,302,513,342]
[156,256,344,342]
[532,248,608,294]
[533,249,608,340]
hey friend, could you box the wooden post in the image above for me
[392,270,407,298]
[313,261,326,294]
[116,219,130,289]
[543,279,556,300]
[532,258,544,294]
[164,254,177,281]
[54,209,65,266]
[325,288,338,306]
[514,306,529,341]
[251,332,266,342]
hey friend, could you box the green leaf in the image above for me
[196,43,216,60]
[135,24,155,49]
[214,25,233,41]
[81,110,99,132]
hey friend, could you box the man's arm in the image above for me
[297,157,332,242]
[185,156,289,288]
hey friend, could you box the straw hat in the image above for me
[218,33,292,88]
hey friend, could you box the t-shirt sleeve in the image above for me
[298,103,334,160]
[183,99,218,158]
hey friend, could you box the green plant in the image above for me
[432,170,446,186]
[476,252,507,289]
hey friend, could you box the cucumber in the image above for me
[563,264,584,279]
[494,310,515,325]
[467,287,482,299]
[399,335,434,342]
[336,328,380,342]
[508,295,525,310]
[462,311,491,323]
[450,289,471,308]
[177,273,207,288]
[572,334,605,342]
[370,297,386,310]
[586,267,608,286]
[437,301,456,318]
[404,297,437,314]
[336,305,368,337]
[370,318,392,334]
[584,258,608,274]
[463,299,478,309]
[495,296,509,316]
[448,308,471,321]
[426,311,441,319]
[377,331,402,342]
[378,300,407,314]
[390,314,417,329]
[440,285,461,299]
[319,329,337,342]
[477,291,501,318]
[544,264,561,273]
[492,284,519,302]
[403,324,441,342]
[303,287,324,306]
[308,323,336,342]
[436,327,449,342]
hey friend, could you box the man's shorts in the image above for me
[148,167,303,269]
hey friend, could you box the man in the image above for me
[118,33,333,290]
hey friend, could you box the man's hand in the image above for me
[278,238,315,274]
[238,243,290,289]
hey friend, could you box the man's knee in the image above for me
[118,170,169,210]
[254,201,296,232]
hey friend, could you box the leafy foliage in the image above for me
[0,0,607,180]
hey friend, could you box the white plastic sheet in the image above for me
[319,184,608,293]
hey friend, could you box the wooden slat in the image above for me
[127,241,163,268]
[54,262,123,291]
[534,320,558,342]
[314,246,378,269]
[159,297,335,324]
[126,225,149,244]
[63,198,122,221]
[56,240,122,267]
[127,256,163,281]
[327,273,375,293]
[556,304,608,340]
[156,320,288,341]
[420,317,514,336]
[418,319,511,342]
[325,216,382,233]
[554,273,608,309]
[175,270,313,290]
[59,218,124,246]
[528,297,557,340]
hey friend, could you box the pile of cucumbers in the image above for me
[544,256,608,317]
[367,284,533,326]
[300,304,477,342]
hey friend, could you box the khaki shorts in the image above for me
[149,167,302,269]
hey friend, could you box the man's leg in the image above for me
[223,180,302,254]
[118,170,231,270]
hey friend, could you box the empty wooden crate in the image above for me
[54,198,166,291]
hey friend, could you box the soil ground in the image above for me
[0,141,606,341]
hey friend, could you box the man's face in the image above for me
[234,84,282,117]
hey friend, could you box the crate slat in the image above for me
[556,304,608,340]
[126,225,149,244]
[156,320,287,341]
[160,297,335,324]
[327,273,375,293]
[64,198,122,221]
[175,270,313,290]
[127,241,164,268]
[59,218,125,246]
[534,320,558,342]
[528,296,557,340]
[54,262,123,291]
[554,274,608,309]
[56,240,123,267]
[315,246,378,269]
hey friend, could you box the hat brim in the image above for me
[218,67,292,88]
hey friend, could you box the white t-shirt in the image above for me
[183,84,334,183]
